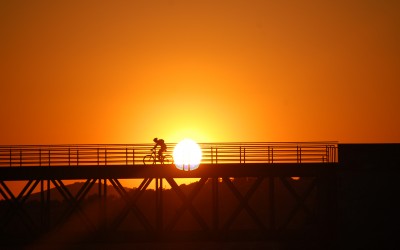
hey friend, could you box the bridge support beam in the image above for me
[0,164,338,247]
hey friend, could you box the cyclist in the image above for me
[152,138,167,160]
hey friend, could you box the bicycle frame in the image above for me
[143,148,173,165]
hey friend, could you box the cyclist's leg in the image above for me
[158,149,163,160]
[161,149,167,162]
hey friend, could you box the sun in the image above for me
[173,139,202,171]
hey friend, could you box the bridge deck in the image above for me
[0,163,337,181]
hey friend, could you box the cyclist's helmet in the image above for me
[153,138,158,142]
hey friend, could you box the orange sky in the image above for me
[1,0,400,145]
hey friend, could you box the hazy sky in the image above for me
[1,0,399,144]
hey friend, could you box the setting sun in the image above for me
[173,139,202,171]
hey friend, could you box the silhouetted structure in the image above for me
[0,142,397,248]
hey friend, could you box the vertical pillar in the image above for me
[104,178,107,229]
[212,177,219,232]
[269,176,275,230]
[98,179,102,229]
[98,178,107,231]
[156,178,163,232]
[46,180,51,230]
[40,180,45,232]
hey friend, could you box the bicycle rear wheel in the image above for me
[162,155,173,165]
[143,155,155,165]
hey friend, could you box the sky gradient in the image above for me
[1,0,399,144]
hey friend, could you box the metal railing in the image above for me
[0,142,337,167]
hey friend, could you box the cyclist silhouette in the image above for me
[153,138,167,160]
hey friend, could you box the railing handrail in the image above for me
[0,142,338,167]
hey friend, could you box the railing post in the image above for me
[325,146,328,163]
[132,148,135,165]
[48,150,50,166]
[211,147,213,164]
[9,148,12,167]
[244,147,246,164]
[299,146,302,163]
[39,148,42,167]
[105,148,107,166]
[97,148,100,165]
[272,148,274,163]
[333,145,336,163]
[77,149,79,166]
[20,149,22,167]
[216,148,218,164]
[240,146,242,164]
[126,147,128,165]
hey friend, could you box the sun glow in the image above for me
[173,139,202,171]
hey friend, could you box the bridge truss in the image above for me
[0,142,338,247]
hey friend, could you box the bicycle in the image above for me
[143,148,173,165]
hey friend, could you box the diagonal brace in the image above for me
[165,177,209,231]
[222,177,266,230]
[0,180,40,233]
[52,179,97,230]
[109,178,154,231]
[279,177,316,230]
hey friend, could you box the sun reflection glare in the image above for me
[173,139,202,171]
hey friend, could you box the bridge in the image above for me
[1,142,339,247]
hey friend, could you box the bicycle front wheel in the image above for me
[162,155,173,165]
[143,155,155,165]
